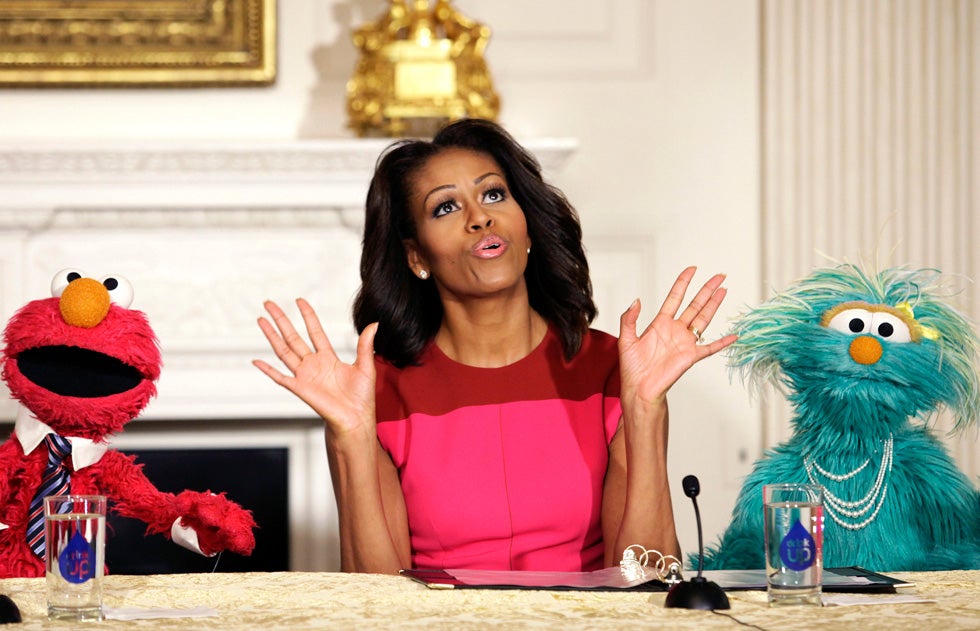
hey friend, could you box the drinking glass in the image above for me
[44,495,106,621]
[763,484,823,606]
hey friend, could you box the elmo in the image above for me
[703,264,980,571]
[0,269,256,577]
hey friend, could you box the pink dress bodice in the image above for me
[375,327,622,571]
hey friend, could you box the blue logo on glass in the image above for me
[58,531,95,584]
[779,520,816,571]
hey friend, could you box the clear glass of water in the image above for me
[763,484,823,606]
[44,495,106,621]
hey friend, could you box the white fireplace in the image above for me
[0,137,597,571]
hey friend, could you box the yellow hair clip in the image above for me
[897,302,941,341]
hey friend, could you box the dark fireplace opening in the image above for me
[105,447,289,574]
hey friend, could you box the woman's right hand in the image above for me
[253,298,379,440]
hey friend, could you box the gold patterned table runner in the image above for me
[0,570,976,630]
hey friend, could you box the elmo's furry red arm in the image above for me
[90,450,180,535]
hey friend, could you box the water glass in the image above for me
[44,495,106,621]
[763,484,823,606]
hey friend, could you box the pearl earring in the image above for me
[419,270,429,279]
[527,247,531,254]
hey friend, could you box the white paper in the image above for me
[822,593,936,607]
[702,569,873,590]
[448,566,652,589]
[103,605,219,620]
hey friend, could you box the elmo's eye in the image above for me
[101,275,134,308]
[50,268,87,297]
[870,312,912,343]
[826,308,872,335]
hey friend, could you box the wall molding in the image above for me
[0,138,578,213]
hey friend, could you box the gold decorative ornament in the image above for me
[346,0,500,137]
[0,0,276,87]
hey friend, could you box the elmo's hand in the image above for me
[173,491,257,557]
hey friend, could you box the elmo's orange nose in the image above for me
[849,335,883,365]
[60,277,111,328]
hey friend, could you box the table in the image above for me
[0,570,976,630]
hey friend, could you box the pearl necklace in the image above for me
[803,435,893,531]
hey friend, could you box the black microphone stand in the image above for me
[664,475,730,610]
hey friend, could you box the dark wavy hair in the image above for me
[352,118,596,367]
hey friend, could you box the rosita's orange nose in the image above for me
[59,278,110,328]
[849,335,883,365]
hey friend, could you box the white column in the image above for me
[761,0,979,475]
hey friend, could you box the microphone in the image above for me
[664,474,730,610]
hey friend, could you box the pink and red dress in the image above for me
[375,326,622,571]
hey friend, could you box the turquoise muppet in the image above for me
[703,264,980,571]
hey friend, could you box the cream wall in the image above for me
[0,0,761,563]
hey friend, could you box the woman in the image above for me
[254,119,735,574]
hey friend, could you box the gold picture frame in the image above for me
[0,0,276,87]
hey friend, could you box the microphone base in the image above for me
[663,576,731,610]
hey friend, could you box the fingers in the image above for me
[297,298,336,357]
[261,300,313,364]
[256,310,303,373]
[353,322,379,369]
[679,274,727,332]
[618,298,641,345]
[656,266,697,319]
[256,299,342,378]
[641,268,734,346]
[654,267,729,338]
[696,333,738,358]
[252,358,289,388]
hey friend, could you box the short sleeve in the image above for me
[602,364,623,444]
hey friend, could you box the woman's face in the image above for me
[404,148,532,301]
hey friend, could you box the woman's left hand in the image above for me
[618,266,736,409]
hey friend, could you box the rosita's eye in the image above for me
[50,268,87,298]
[825,308,871,335]
[869,311,912,343]
[101,275,134,308]
[823,307,913,343]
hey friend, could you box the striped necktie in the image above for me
[25,434,73,559]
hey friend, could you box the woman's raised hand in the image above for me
[618,266,737,408]
[253,299,379,439]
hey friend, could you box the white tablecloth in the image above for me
[0,570,976,630]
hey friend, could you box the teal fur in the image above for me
[702,264,980,571]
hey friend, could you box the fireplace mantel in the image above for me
[0,139,577,213]
[0,138,578,422]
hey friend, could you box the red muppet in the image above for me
[0,269,256,577]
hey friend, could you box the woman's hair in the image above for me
[352,118,596,367]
